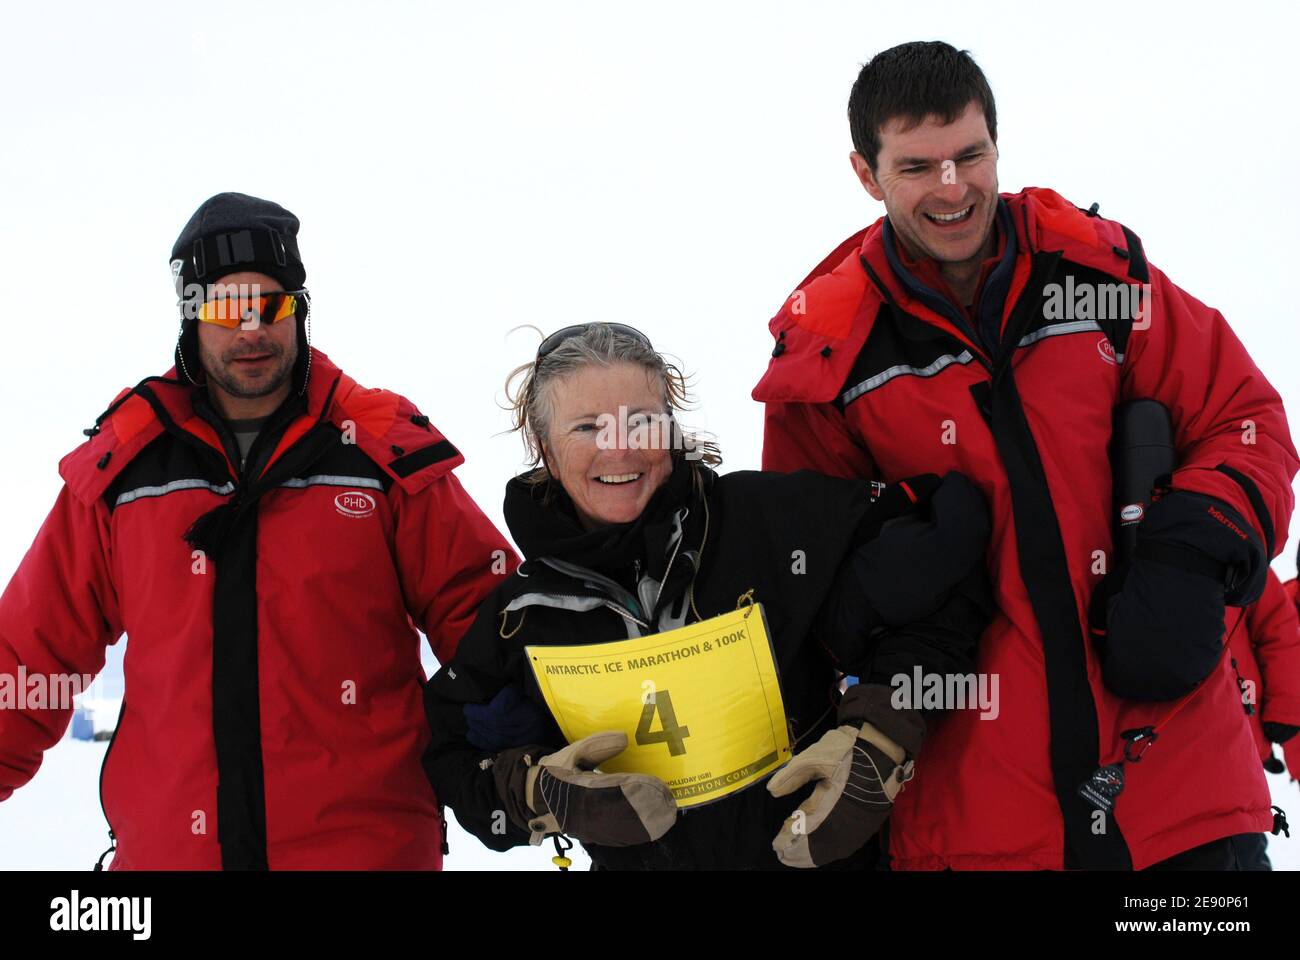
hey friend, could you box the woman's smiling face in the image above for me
[542,362,675,530]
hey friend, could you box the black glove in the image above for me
[856,562,995,691]
[848,471,991,630]
[1090,490,1267,701]
[818,473,992,682]
[464,684,554,753]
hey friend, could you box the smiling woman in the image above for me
[502,323,721,525]
[420,321,996,871]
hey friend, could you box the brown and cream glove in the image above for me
[768,683,925,868]
[493,731,679,847]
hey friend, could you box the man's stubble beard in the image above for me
[200,339,297,400]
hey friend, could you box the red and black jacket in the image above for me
[1230,574,1300,772]
[0,348,517,869]
[754,187,1298,869]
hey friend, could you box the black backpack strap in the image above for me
[1098,225,1150,362]
[1214,462,1275,560]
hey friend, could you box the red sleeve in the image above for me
[392,471,518,665]
[1120,263,1298,559]
[0,486,122,801]
[1285,738,1300,784]
[1246,570,1300,726]
[761,400,878,480]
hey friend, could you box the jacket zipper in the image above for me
[93,697,126,870]
[538,558,647,623]
[102,376,343,868]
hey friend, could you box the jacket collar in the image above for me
[59,346,463,504]
[862,188,1133,305]
[503,459,710,624]
[752,186,1140,406]
[881,198,1018,355]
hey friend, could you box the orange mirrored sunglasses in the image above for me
[197,289,305,329]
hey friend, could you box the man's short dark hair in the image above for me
[848,41,997,172]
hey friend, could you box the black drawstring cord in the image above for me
[551,834,574,870]
[1229,656,1255,716]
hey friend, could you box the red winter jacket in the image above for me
[0,348,517,869]
[1229,570,1300,767]
[753,187,1298,870]
[1279,578,1300,781]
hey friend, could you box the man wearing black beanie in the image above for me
[0,192,518,870]
[170,193,312,465]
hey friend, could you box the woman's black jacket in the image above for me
[422,461,993,870]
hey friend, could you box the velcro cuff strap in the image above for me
[1134,539,1228,583]
[858,721,906,766]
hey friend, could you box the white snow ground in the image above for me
[0,733,1293,872]
[0,736,582,872]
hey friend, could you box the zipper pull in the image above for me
[93,830,116,871]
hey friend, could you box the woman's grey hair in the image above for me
[504,323,722,487]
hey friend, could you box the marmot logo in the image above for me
[1207,505,1247,540]
[335,491,377,519]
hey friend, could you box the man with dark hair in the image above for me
[754,40,1297,870]
[847,39,998,178]
[0,193,517,869]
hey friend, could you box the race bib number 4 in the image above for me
[527,604,790,808]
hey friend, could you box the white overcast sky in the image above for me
[1,0,1298,846]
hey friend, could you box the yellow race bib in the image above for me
[527,603,790,808]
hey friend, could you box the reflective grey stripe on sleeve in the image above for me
[278,475,385,491]
[840,350,975,406]
[114,479,236,507]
